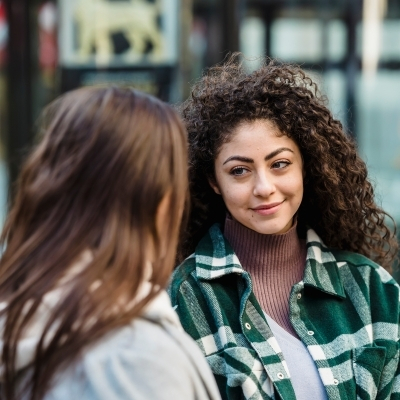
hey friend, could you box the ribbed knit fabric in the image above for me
[223,216,307,337]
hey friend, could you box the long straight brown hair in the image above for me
[0,86,188,400]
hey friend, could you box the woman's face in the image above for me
[210,119,304,235]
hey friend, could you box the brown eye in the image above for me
[272,161,291,169]
[230,167,248,176]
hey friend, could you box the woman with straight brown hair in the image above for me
[0,87,221,400]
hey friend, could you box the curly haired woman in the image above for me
[169,55,400,400]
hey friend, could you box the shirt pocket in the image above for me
[205,347,271,398]
[206,346,264,376]
[352,341,399,400]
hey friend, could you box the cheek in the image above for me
[296,188,304,209]
[220,185,248,208]
[293,178,304,206]
[282,175,304,200]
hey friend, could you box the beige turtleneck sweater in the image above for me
[223,216,307,337]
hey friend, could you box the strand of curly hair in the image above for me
[178,54,399,272]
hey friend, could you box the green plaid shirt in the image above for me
[168,224,400,400]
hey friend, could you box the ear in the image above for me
[208,178,221,195]
[156,192,171,238]
[152,192,172,260]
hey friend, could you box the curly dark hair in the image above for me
[179,54,398,271]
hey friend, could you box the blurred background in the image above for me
[0,0,399,269]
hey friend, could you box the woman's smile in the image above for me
[251,200,285,216]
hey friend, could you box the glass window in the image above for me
[381,20,400,61]
[271,18,323,62]
[326,20,346,62]
[357,71,400,222]
[299,69,347,130]
[59,0,179,67]
[240,16,266,70]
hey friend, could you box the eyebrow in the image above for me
[222,147,294,165]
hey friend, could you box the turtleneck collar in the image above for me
[223,214,307,336]
[223,215,305,273]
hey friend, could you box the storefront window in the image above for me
[355,2,400,224]
[58,0,180,101]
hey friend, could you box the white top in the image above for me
[265,314,328,400]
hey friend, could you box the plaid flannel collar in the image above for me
[195,224,346,299]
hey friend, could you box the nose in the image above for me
[253,172,275,197]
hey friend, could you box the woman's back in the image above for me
[1,283,218,400]
[0,87,221,400]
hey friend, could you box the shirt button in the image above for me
[245,322,251,330]
[307,330,314,336]
[277,372,284,379]
[297,293,302,300]
[333,379,339,385]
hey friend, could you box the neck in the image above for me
[223,215,307,337]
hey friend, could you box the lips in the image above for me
[252,201,284,210]
[251,201,284,215]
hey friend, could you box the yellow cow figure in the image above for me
[74,0,163,61]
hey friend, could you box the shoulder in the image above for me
[170,254,197,290]
[331,249,398,287]
[306,229,398,289]
[168,222,241,303]
[49,317,218,400]
[330,249,400,315]
[80,290,200,370]
[83,319,197,377]
[331,249,380,268]
[168,253,199,302]
[169,224,227,298]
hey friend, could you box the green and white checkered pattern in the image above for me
[168,224,400,400]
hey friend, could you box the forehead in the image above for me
[219,119,300,155]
